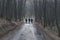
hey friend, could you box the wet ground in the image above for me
[0,23,54,40]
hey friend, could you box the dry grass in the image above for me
[0,19,21,38]
[36,22,60,40]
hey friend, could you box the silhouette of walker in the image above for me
[31,19,33,23]
[25,19,27,23]
[28,18,30,23]
[25,18,33,24]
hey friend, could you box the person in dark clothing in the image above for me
[26,19,27,23]
[29,18,30,23]
[31,19,33,23]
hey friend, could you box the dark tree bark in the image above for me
[0,0,5,18]
[55,0,60,37]
[43,0,47,28]
[33,0,38,22]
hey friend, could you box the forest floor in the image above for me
[0,19,22,38]
[0,19,60,40]
[36,22,60,40]
[0,21,59,40]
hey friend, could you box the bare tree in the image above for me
[55,0,60,37]
[43,0,47,28]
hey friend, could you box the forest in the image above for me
[34,0,60,37]
[0,0,60,39]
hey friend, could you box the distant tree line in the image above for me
[0,0,26,21]
[33,0,60,37]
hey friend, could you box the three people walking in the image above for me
[25,18,33,23]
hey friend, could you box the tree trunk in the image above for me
[43,0,47,28]
[55,0,60,37]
